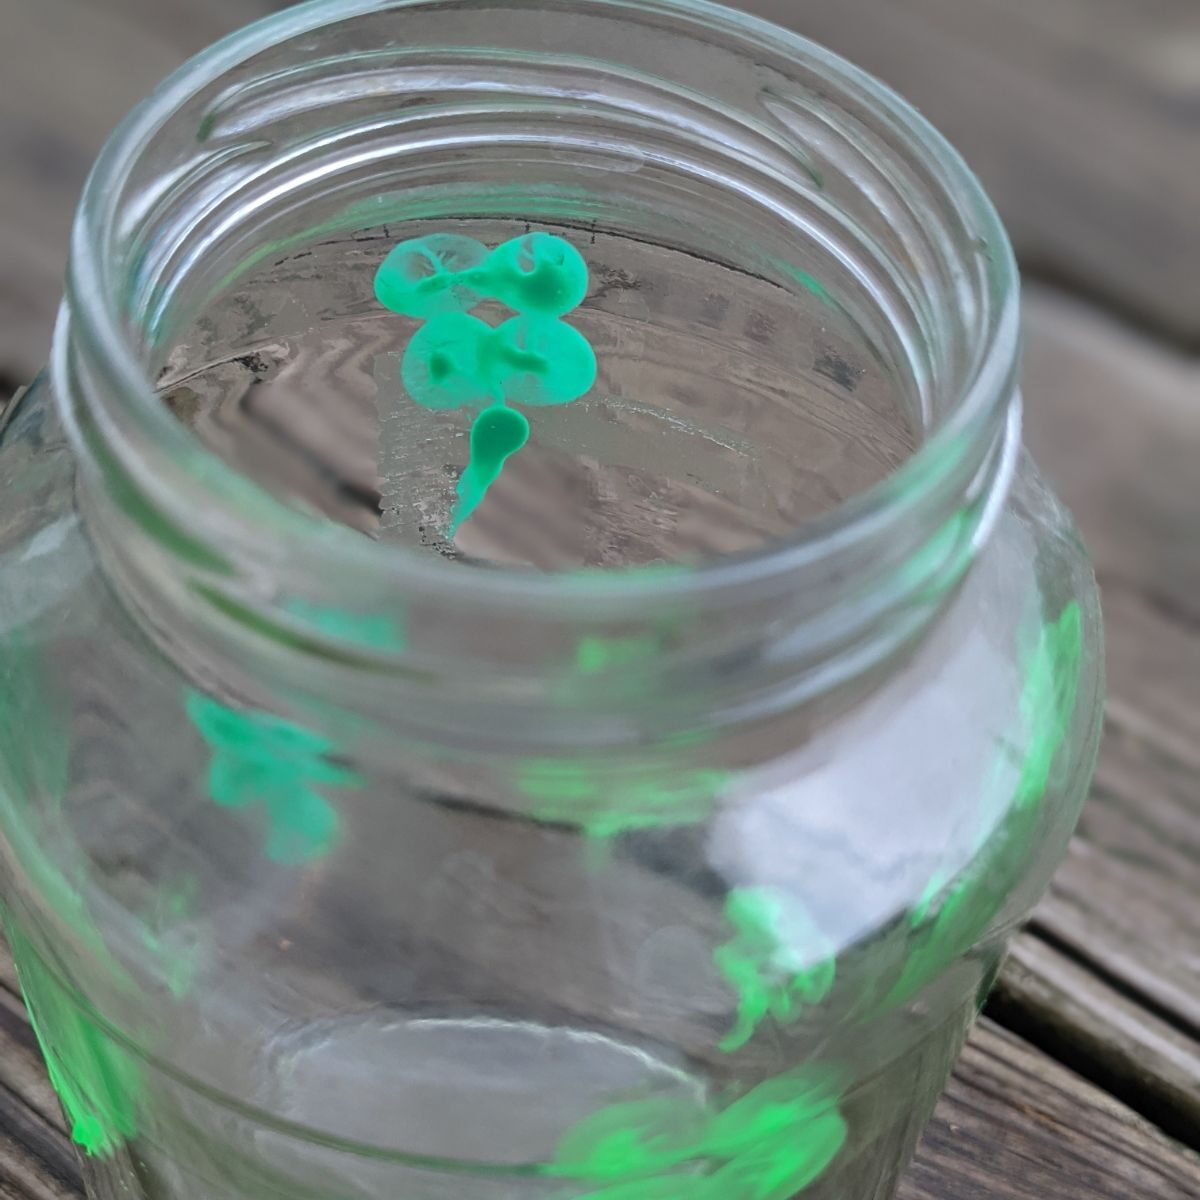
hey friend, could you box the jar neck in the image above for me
[51,0,1021,743]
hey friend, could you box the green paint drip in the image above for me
[187,693,360,865]
[6,921,138,1157]
[375,231,596,533]
[449,404,530,535]
[574,633,663,676]
[714,888,837,1053]
[551,1064,846,1199]
[886,600,1086,1008]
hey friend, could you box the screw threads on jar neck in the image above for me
[52,0,1020,740]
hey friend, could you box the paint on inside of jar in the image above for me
[885,600,1086,1009]
[187,692,360,865]
[376,231,590,320]
[1012,600,1084,810]
[714,887,837,1053]
[375,231,596,534]
[549,1063,847,1199]
[449,404,530,535]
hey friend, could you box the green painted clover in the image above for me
[187,692,360,865]
[375,231,597,533]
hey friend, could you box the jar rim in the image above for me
[59,0,1020,618]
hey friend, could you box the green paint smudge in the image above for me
[285,599,406,651]
[187,693,360,865]
[1013,601,1083,810]
[518,759,727,841]
[714,888,837,1053]
[139,876,200,999]
[574,633,663,676]
[5,920,139,1157]
[551,1064,846,1200]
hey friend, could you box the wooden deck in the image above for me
[1,1,1198,1197]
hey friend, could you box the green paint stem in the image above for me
[449,404,530,534]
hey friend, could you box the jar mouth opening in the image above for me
[59,0,1019,618]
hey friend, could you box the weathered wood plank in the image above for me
[901,1019,1200,1200]
[1001,287,1200,1135]
[0,0,286,381]
[993,935,1200,1148]
[3,0,1198,383]
[0,0,203,379]
[745,0,1200,343]
[1022,289,1200,623]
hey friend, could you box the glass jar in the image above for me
[0,3,1102,1200]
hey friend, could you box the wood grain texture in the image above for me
[0,0,282,381]
[993,935,1200,1146]
[743,0,1200,343]
[900,1020,1200,1200]
[983,287,1200,1139]
[3,0,1199,382]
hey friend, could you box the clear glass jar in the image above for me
[0,3,1102,1200]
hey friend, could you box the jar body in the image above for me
[0,369,1102,1200]
[0,1,1102,1196]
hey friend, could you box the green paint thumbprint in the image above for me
[449,404,531,535]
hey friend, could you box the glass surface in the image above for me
[0,3,1103,1200]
